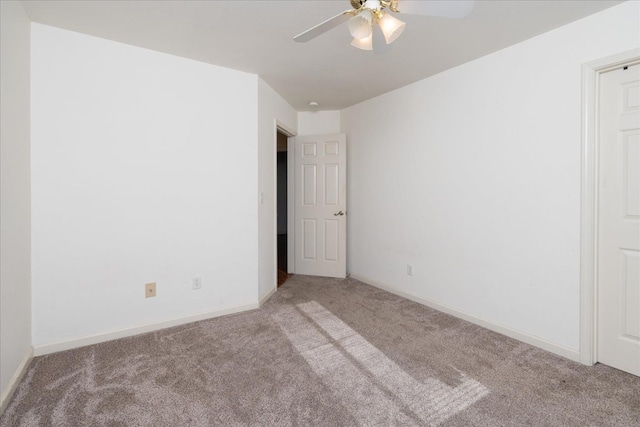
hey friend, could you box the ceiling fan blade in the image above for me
[294,10,353,42]
[394,0,475,19]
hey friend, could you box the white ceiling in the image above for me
[22,0,623,111]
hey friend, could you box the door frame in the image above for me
[287,134,295,274]
[274,121,296,285]
[579,48,640,366]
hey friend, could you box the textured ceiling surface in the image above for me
[22,0,624,110]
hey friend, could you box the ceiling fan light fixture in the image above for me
[350,32,373,50]
[348,9,373,39]
[377,12,406,44]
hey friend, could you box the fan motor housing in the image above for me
[351,0,398,12]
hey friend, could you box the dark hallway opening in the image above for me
[277,131,289,286]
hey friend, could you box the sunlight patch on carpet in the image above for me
[275,300,489,425]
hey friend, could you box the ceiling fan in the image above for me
[294,0,475,51]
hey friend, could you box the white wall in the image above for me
[257,79,297,300]
[298,111,340,135]
[0,1,32,409]
[31,24,259,348]
[342,1,640,356]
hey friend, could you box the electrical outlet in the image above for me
[407,265,413,276]
[145,282,156,298]
[192,276,202,290]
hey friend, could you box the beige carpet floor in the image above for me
[2,275,639,426]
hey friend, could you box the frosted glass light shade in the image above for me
[378,12,405,44]
[351,33,373,50]
[348,10,373,40]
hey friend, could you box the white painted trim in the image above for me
[276,121,296,139]
[580,49,640,366]
[287,136,295,274]
[33,302,259,356]
[351,274,581,362]
[272,121,279,289]
[0,346,33,415]
[259,285,277,306]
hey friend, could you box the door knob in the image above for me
[334,210,345,216]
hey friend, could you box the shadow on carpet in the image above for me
[2,275,639,426]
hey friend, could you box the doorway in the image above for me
[276,129,290,286]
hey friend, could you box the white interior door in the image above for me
[597,63,640,376]
[294,134,346,278]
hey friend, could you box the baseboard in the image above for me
[350,274,581,363]
[0,346,33,415]
[259,285,277,306]
[33,302,259,356]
